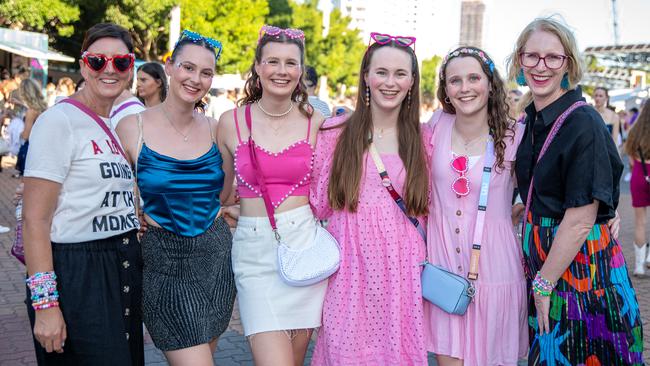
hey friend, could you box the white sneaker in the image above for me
[644,243,650,268]
[0,225,9,234]
[634,243,646,276]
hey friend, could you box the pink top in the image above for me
[424,111,528,365]
[233,105,313,208]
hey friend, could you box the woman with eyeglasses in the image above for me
[217,25,327,365]
[509,18,643,364]
[22,23,143,365]
[116,30,236,365]
[310,32,430,365]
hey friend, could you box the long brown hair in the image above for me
[240,29,312,119]
[625,105,650,159]
[437,46,514,171]
[328,41,429,216]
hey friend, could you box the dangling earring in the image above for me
[365,86,370,107]
[516,68,527,86]
[560,73,569,89]
[256,78,261,89]
[444,96,450,104]
[407,89,412,108]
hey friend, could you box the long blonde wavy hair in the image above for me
[19,79,47,113]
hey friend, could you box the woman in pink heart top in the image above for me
[217,26,327,365]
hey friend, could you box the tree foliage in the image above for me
[181,0,268,74]
[105,0,178,61]
[420,55,442,103]
[0,0,80,37]
[266,0,364,95]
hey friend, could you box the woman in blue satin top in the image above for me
[116,30,237,364]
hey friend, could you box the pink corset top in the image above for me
[233,104,314,208]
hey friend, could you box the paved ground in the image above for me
[0,156,647,365]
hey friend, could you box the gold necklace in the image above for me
[374,127,395,139]
[453,126,488,154]
[161,104,195,142]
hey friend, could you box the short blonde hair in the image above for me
[506,17,584,90]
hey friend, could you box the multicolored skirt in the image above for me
[522,214,644,366]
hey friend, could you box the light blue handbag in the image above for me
[419,138,495,315]
[420,261,475,315]
[370,138,494,315]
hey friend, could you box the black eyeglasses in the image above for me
[519,52,568,70]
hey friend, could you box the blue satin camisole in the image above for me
[137,143,224,237]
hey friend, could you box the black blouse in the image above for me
[515,87,623,223]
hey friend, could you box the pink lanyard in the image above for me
[522,100,588,236]
[59,98,128,160]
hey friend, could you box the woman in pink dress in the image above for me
[424,47,528,366]
[310,33,430,365]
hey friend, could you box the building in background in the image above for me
[459,0,485,48]
[331,0,456,60]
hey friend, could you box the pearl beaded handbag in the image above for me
[244,104,340,286]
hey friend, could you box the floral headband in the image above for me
[258,25,305,44]
[175,30,223,61]
[440,47,495,80]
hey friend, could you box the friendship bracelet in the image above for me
[26,271,60,310]
[532,271,556,297]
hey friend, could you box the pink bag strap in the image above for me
[59,98,128,161]
[109,100,144,119]
[244,103,281,240]
[522,100,588,234]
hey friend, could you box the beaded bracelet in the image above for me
[532,271,556,297]
[26,271,59,310]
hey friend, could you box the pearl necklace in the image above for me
[256,100,294,118]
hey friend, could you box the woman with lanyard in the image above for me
[310,32,430,365]
[509,17,643,364]
[117,30,236,365]
[217,26,326,365]
[424,47,527,366]
[22,23,143,365]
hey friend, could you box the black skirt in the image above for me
[26,230,143,366]
[141,217,236,351]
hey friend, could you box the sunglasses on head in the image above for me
[81,52,135,73]
[176,30,223,61]
[369,32,416,51]
[258,25,305,44]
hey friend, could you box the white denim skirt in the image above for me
[232,205,328,336]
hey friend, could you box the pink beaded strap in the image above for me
[244,104,281,240]
[522,101,588,237]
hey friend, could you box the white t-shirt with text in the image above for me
[25,102,139,243]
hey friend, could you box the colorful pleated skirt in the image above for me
[522,214,644,366]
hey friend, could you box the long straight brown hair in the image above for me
[327,41,429,216]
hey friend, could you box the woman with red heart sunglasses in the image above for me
[424,46,528,366]
[21,23,144,365]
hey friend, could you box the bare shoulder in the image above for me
[115,113,139,137]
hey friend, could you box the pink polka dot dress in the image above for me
[309,116,430,366]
